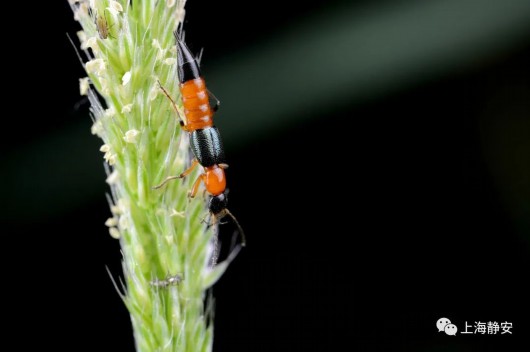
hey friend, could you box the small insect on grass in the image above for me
[90,8,115,40]
[154,29,246,246]
[150,273,183,288]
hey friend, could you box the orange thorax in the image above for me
[202,165,226,196]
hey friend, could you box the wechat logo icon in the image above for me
[437,318,457,336]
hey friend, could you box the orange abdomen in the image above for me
[180,78,213,131]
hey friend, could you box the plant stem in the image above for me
[70,1,235,350]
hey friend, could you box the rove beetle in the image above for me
[155,31,245,246]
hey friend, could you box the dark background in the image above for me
[4,0,530,350]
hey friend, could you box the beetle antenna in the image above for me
[224,209,246,247]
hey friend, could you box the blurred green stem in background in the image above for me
[68,0,234,350]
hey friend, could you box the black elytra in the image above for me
[190,127,226,167]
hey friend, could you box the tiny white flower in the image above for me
[157,50,167,61]
[106,170,119,184]
[86,58,106,75]
[104,106,116,118]
[110,205,122,215]
[82,36,99,51]
[105,217,118,227]
[149,83,160,101]
[99,77,110,96]
[119,215,129,230]
[103,149,116,164]
[124,129,140,144]
[167,0,176,8]
[77,30,87,45]
[122,71,132,86]
[100,144,111,153]
[79,77,90,96]
[121,104,133,114]
[109,0,123,12]
[109,227,121,239]
[73,3,89,21]
[105,7,119,19]
[164,58,177,65]
[104,152,117,165]
[170,209,186,218]
[91,120,104,136]
[152,39,162,50]
[176,8,186,23]
[117,199,128,213]
[152,39,167,60]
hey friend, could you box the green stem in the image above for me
[70,1,235,350]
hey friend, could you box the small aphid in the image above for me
[95,13,110,39]
[150,273,183,288]
[89,6,115,40]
